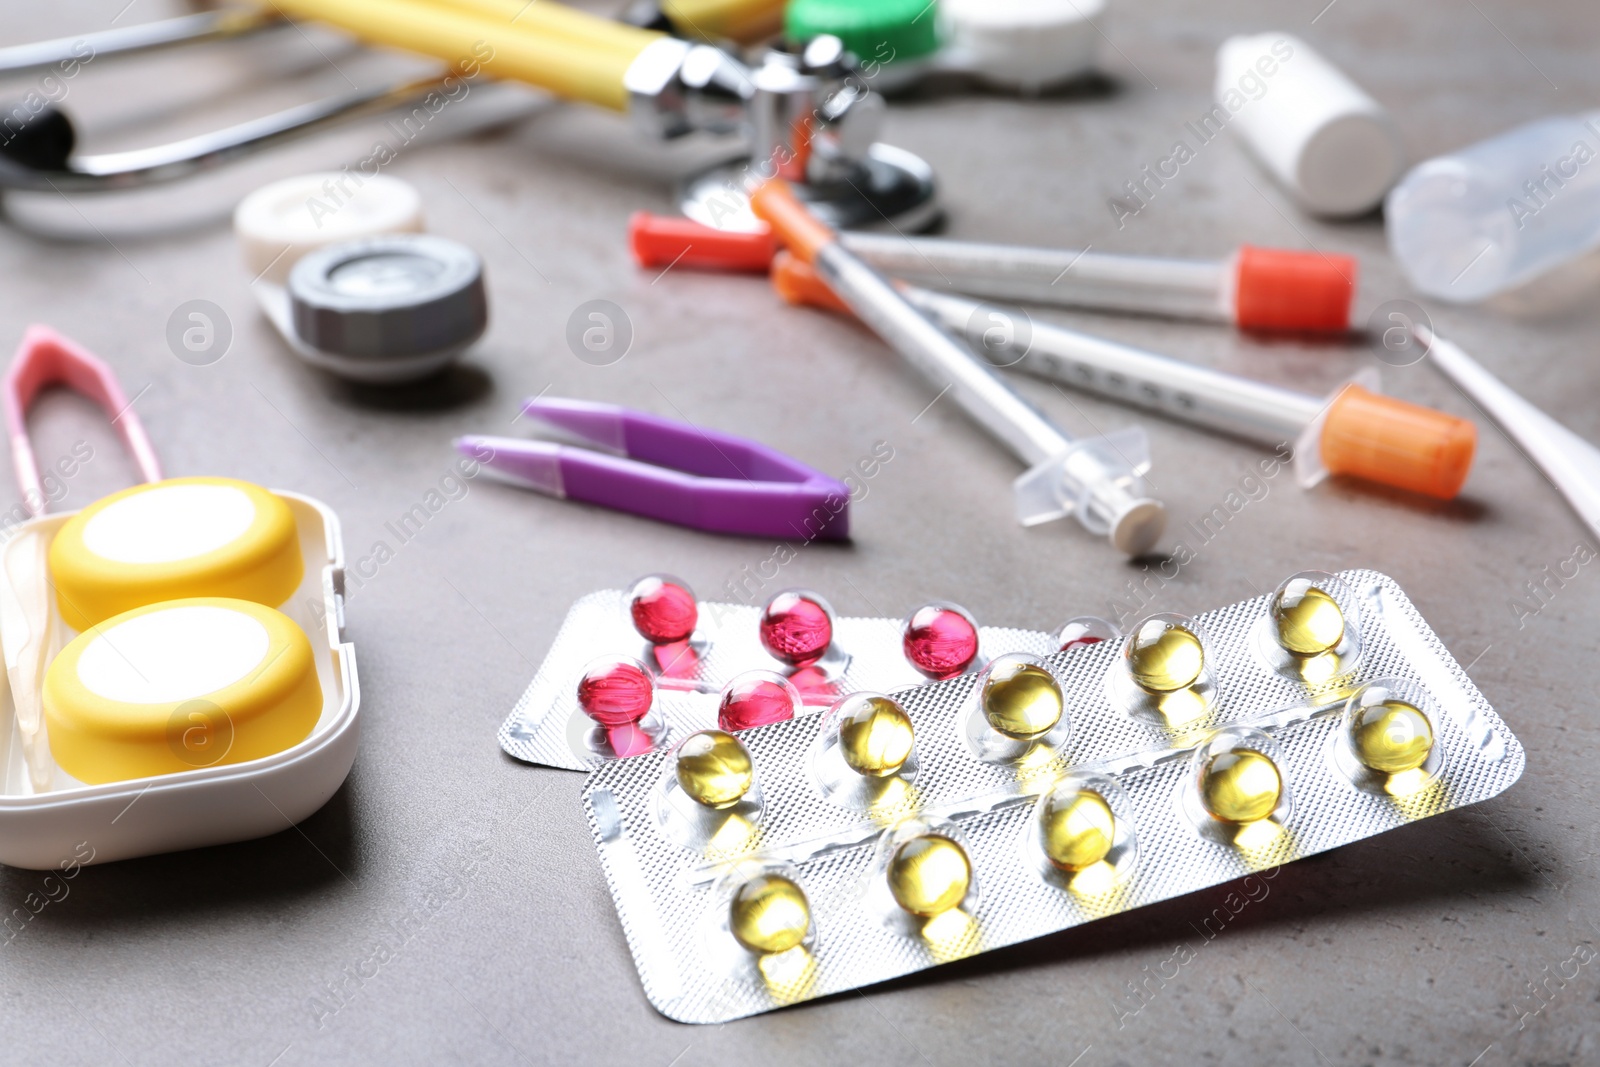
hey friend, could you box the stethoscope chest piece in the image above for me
[680,142,939,234]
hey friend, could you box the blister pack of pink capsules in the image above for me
[497,575,1120,771]
[577,570,1524,1024]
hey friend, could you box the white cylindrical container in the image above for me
[1386,112,1600,302]
[1215,33,1404,217]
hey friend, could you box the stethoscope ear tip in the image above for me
[0,104,75,173]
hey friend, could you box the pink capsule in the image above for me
[759,590,834,667]
[651,639,701,683]
[902,602,980,679]
[1057,615,1119,652]
[788,665,839,707]
[718,671,802,731]
[604,721,657,758]
[576,656,654,726]
[628,574,699,645]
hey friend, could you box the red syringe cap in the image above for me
[627,212,776,272]
[1234,245,1357,333]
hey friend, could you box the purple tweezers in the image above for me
[456,397,850,540]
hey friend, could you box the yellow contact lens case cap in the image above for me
[43,597,323,785]
[48,476,303,631]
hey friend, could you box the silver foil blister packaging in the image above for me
[581,570,1525,1023]
[499,587,1057,770]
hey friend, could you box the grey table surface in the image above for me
[2,2,1598,1064]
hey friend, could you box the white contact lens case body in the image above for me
[0,492,359,869]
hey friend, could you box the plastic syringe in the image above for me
[630,212,1357,333]
[748,181,1168,556]
[773,252,1478,500]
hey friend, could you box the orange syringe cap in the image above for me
[749,180,835,265]
[1319,384,1476,499]
[1234,246,1356,333]
[771,251,851,315]
[627,212,777,272]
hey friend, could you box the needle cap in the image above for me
[628,212,776,271]
[1234,245,1356,333]
[749,180,835,265]
[771,251,851,314]
[1319,384,1476,499]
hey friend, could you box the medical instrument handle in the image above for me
[271,0,659,111]
[3,325,162,517]
[752,180,1165,555]
[442,0,782,48]
[425,0,661,57]
[0,9,280,78]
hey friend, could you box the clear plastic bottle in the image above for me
[1386,111,1600,302]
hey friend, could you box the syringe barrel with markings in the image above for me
[905,288,1324,448]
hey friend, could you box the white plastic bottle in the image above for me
[1216,33,1404,218]
[1386,112,1600,302]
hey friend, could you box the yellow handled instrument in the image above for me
[268,0,661,110]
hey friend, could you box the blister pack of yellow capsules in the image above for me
[581,569,1525,1023]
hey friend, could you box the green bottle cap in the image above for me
[785,0,942,66]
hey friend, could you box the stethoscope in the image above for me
[0,3,929,232]
[0,0,1106,231]
[0,0,1101,385]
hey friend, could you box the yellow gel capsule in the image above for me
[675,729,753,809]
[1273,584,1345,656]
[982,659,1063,741]
[887,834,971,917]
[837,695,914,778]
[1351,700,1434,774]
[729,874,810,954]
[1039,788,1115,872]
[1126,621,1204,692]
[1200,749,1282,824]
